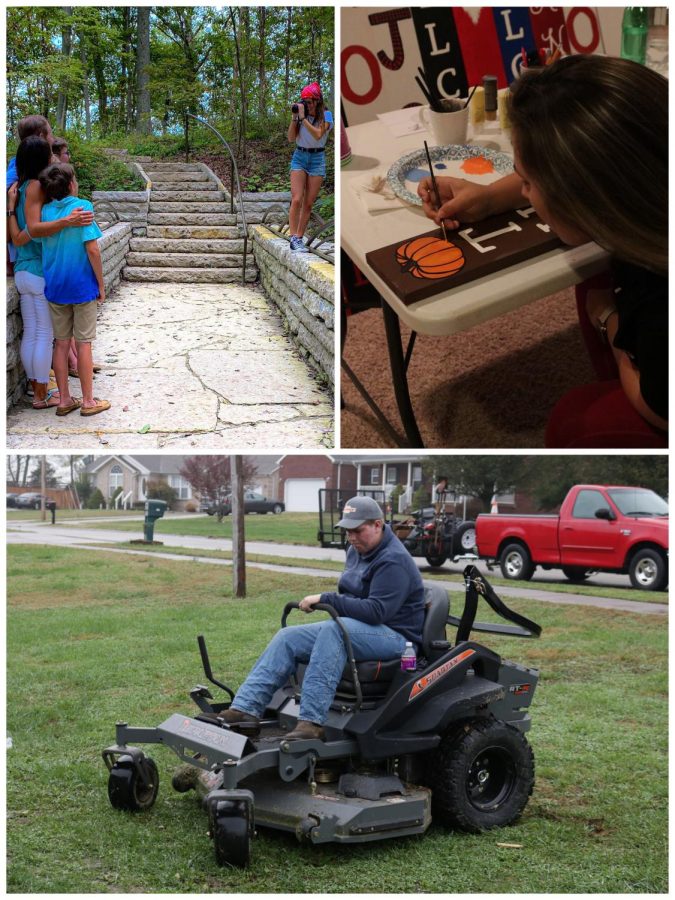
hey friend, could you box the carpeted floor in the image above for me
[341,288,595,448]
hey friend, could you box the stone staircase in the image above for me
[123,162,257,284]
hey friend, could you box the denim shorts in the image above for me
[290,147,326,177]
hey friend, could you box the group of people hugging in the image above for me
[7,115,109,417]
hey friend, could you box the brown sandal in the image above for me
[80,398,111,417]
[56,399,82,417]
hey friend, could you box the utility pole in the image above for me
[40,457,46,522]
[230,455,246,597]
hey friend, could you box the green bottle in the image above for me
[621,7,648,65]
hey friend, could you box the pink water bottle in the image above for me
[401,642,417,671]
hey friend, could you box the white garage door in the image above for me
[284,479,326,512]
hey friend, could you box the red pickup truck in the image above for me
[475,484,668,591]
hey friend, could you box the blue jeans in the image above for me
[232,618,407,725]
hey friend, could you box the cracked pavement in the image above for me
[6,281,334,449]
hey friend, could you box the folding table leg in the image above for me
[380,299,424,447]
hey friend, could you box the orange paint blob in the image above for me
[461,156,495,175]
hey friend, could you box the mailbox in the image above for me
[143,499,167,542]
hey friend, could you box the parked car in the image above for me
[7,494,18,508]
[207,491,284,516]
[475,484,668,591]
[14,492,52,510]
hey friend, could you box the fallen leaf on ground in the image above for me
[138,424,151,434]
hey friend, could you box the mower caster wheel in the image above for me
[108,757,159,812]
[213,812,251,868]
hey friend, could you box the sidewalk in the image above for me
[8,520,667,616]
[6,280,333,449]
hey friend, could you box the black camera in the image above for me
[292,99,309,117]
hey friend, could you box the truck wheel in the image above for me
[455,522,477,554]
[108,757,159,812]
[499,543,534,581]
[213,811,251,868]
[629,549,667,591]
[428,719,534,832]
[561,566,590,582]
[425,555,447,568]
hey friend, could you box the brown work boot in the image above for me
[284,720,325,741]
[219,707,261,735]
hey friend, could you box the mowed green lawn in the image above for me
[81,511,320,545]
[7,545,667,893]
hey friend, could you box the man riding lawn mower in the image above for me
[104,496,541,866]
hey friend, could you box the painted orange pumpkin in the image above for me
[396,236,465,280]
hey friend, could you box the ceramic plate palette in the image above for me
[365,208,564,306]
[387,144,514,206]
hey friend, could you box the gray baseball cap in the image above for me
[337,496,384,529]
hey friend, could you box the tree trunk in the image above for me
[229,8,247,158]
[56,6,73,131]
[79,35,92,141]
[230,456,246,598]
[123,7,135,133]
[284,7,292,110]
[135,6,151,134]
[257,7,267,123]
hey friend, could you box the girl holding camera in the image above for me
[287,82,333,252]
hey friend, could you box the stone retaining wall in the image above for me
[251,225,334,383]
[239,191,291,226]
[5,223,133,410]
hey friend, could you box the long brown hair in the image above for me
[509,55,667,273]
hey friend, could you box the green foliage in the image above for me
[389,483,404,514]
[86,488,105,509]
[411,485,431,510]
[146,480,178,510]
[61,134,145,199]
[109,486,123,506]
[74,478,93,506]
[313,193,334,221]
[7,7,335,145]
[423,455,668,512]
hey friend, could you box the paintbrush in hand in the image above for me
[424,140,448,242]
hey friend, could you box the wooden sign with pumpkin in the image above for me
[365,207,563,306]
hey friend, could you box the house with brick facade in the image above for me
[82,455,362,512]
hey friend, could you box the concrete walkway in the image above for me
[6,281,333,449]
[8,519,667,616]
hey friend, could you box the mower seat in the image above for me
[334,582,450,699]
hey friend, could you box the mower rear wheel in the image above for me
[108,757,159,812]
[213,812,251,868]
[428,719,534,832]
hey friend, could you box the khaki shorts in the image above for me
[48,300,98,342]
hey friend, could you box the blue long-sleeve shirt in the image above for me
[320,525,425,646]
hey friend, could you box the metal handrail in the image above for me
[185,112,249,285]
[260,207,335,265]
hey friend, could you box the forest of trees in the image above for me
[6,6,334,153]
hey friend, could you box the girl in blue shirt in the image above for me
[286,82,333,252]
